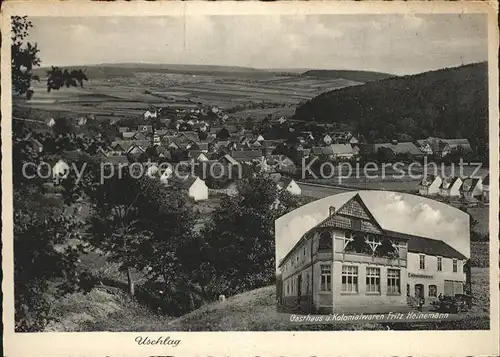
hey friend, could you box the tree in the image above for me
[132,179,201,313]
[14,187,85,331]
[11,16,40,99]
[216,127,230,139]
[12,15,93,331]
[201,175,301,296]
[11,16,88,99]
[86,169,147,296]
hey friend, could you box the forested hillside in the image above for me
[302,69,394,82]
[295,62,488,155]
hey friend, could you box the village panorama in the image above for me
[10,13,491,333]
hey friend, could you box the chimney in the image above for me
[329,206,336,216]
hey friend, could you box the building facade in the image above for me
[278,194,468,313]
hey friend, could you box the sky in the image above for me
[29,13,488,75]
[275,191,470,270]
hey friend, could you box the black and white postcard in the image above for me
[2,1,499,356]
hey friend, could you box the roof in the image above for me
[311,146,333,156]
[439,177,461,189]
[188,150,207,159]
[330,144,356,155]
[419,175,439,186]
[311,144,355,156]
[281,177,295,188]
[460,178,481,192]
[219,154,239,165]
[230,150,263,161]
[178,131,199,142]
[373,142,422,155]
[122,132,137,139]
[168,175,199,189]
[105,156,130,165]
[198,142,209,151]
[399,233,466,260]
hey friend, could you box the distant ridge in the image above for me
[33,63,392,81]
[302,69,395,82]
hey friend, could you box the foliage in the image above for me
[12,16,93,331]
[13,187,85,331]
[11,16,88,99]
[11,16,40,99]
[295,62,488,161]
[201,175,301,296]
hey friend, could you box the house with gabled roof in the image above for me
[278,193,468,313]
[219,154,239,166]
[122,132,137,140]
[418,175,442,196]
[277,178,301,195]
[373,141,423,158]
[482,174,490,202]
[230,150,263,164]
[439,177,463,197]
[460,177,483,200]
[166,175,208,201]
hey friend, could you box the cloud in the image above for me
[30,13,487,74]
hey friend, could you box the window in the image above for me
[296,255,299,264]
[319,230,332,250]
[320,264,332,291]
[387,269,401,294]
[419,254,426,270]
[341,265,358,293]
[366,267,381,293]
[351,218,361,231]
[453,259,458,273]
[286,281,290,295]
[303,246,306,257]
[437,257,443,271]
[428,285,437,297]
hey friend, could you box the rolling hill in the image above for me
[302,69,394,82]
[294,62,489,151]
[33,63,395,81]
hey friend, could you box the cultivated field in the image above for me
[15,68,362,120]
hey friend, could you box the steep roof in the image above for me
[373,142,422,155]
[439,176,461,189]
[281,177,295,188]
[330,144,356,155]
[230,150,263,161]
[419,174,439,187]
[460,178,481,192]
[178,131,200,142]
[168,175,199,189]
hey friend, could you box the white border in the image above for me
[2,2,499,356]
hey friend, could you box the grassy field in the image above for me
[70,268,490,332]
[17,66,364,117]
[48,242,490,332]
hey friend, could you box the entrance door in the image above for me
[415,284,424,298]
[406,284,410,296]
[297,274,302,298]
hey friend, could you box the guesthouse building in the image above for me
[278,194,468,313]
